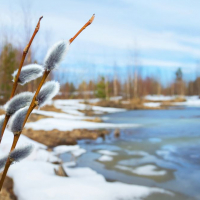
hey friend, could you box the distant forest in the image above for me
[0,42,200,104]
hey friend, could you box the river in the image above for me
[61,107,200,200]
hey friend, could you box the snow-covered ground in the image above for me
[26,99,140,131]
[145,95,177,101]
[54,99,126,115]
[116,164,167,176]
[0,130,174,200]
[143,102,161,108]
[97,150,118,162]
[174,96,200,107]
[0,99,176,199]
[144,95,200,108]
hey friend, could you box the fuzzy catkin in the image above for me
[12,64,44,85]
[9,107,28,133]
[36,81,60,107]
[0,155,8,169]
[0,115,5,138]
[5,92,33,116]
[9,144,33,162]
[43,40,69,71]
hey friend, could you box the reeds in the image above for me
[0,14,95,191]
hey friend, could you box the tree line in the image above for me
[0,42,200,103]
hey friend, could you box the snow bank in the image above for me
[116,164,167,176]
[0,130,173,200]
[0,98,174,200]
[98,150,118,156]
[98,155,113,161]
[25,118,140,131]
[143,102,161,107]
[145,95,176,101]
[7,161,172,200]
[54,99,126,115]
[174,96,200,107]
[53,145,86,157]
[33,109,93,120]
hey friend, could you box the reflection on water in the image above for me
[61,107,200,200]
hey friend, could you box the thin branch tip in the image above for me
[39,16,43,20]
[90,14,95,23]
[69,14,95,44]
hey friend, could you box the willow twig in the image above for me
[69,14,95,44]
[0,14,95,192]
[10,16,43,98]
[0,16,43,144]
[0,159,12,191]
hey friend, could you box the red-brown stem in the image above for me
[0,159,12,191]
[10,134,20,151]
[0,15,95,191]
[0,115,10,143]
[10,16,43,99]
[22,70,50,127]
[0,16,43,145]
[69,14,95,44]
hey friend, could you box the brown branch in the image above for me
[69,14,95,44]
[0,15,95,191]
[22,14,95,126]
[22,70,50,128]
[10,16,43,99]
[0,159,12,191]
[0,16,43,145]
[0,115,10,143]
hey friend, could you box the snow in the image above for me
[27,99,137,131]
[0,99,174,199]
[116,164,167,176]
[71,148,86,157]
[98,155,113,161]
[7,161,172,200]
[143,102,161,107]
[33,109,93,120]
[53,145,80,154]
[97,150,118,161]
[98,150,118,156]
[0,130,173,200]
[25,118,140,131]
[54,99,126,115]
[145,95,200,107]
[174,95,200,107]
[145,95,176,101]
[53,145,86,157]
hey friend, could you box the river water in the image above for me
[61,107,200,200]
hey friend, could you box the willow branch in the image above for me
[0,15,95,191]
[0,17,43,145]
[10,16,43,98]
[0,16,43,144]
[69,14,95,44]
[23,14,95,126]
[0,159,12,191]
[0,115,10,143]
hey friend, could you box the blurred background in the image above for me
[1,0,200,101]
[0,0,200,200]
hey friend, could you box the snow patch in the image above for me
[98,155,113,161]
[98,150,118,156]
[144,102,161,107]
[116,164,167,176]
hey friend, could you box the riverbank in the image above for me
[1,97,199,199]
[0,98,176,200]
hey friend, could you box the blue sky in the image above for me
[0,0,200,84]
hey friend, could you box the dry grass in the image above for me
[23,128,108,147]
